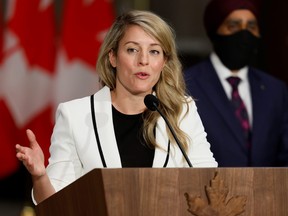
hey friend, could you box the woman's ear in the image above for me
[109,49,117,68]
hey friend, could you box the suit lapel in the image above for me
[248,69,267,147]
[196,61,246,145]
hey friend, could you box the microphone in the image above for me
[144,94,193,167]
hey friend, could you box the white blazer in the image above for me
[46,86,217,192]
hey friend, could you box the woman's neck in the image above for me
[111,90,146,115]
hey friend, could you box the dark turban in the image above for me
[204,0,260,37]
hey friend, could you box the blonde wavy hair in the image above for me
[96,10,190,150]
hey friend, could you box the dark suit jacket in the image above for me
[184,58,288,167]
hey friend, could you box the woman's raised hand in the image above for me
[15,129,46,177]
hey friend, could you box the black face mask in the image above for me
[211,30,260,70]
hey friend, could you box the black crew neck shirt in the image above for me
[112,106,155,167]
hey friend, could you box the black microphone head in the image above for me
[144,94,159,111]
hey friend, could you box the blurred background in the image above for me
[0,0,287,215]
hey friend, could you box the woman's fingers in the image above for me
[15,144,29,162]
[15,129,46,177]
[26,129,38,149]
[15,144,27,157]
[15,129,38,155]
[16,151,25,161]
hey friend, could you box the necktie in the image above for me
[227,76,251,149]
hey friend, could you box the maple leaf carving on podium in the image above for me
[185,172,247,216]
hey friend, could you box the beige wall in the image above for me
[115,0,212,56]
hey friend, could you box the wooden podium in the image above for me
[35,168,288,216]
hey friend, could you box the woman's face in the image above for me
[109,25,166,96]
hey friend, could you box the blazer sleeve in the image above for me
[46,103,84,192]
[181,98,218,167]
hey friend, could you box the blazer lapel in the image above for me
[153,117,172,167]
[92,87,171,168]
[93,86,122,168]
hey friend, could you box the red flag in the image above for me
[0,0,115,179]
[0,1,3,62]
[0,0,56,178]
[0,0,20,178]
[54,0,115,105]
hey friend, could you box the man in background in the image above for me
[184,0,288,167]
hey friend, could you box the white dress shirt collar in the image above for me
[210,52,248,81]
[210,52,253,124]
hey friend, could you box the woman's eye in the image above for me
[127,48,138,53]
[150,50,160,55]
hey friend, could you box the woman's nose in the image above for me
[138,51,149,65]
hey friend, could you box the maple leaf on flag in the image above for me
[53,0,115,105]
[0,0,56,178]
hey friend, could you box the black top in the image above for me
[112,106,155,167]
